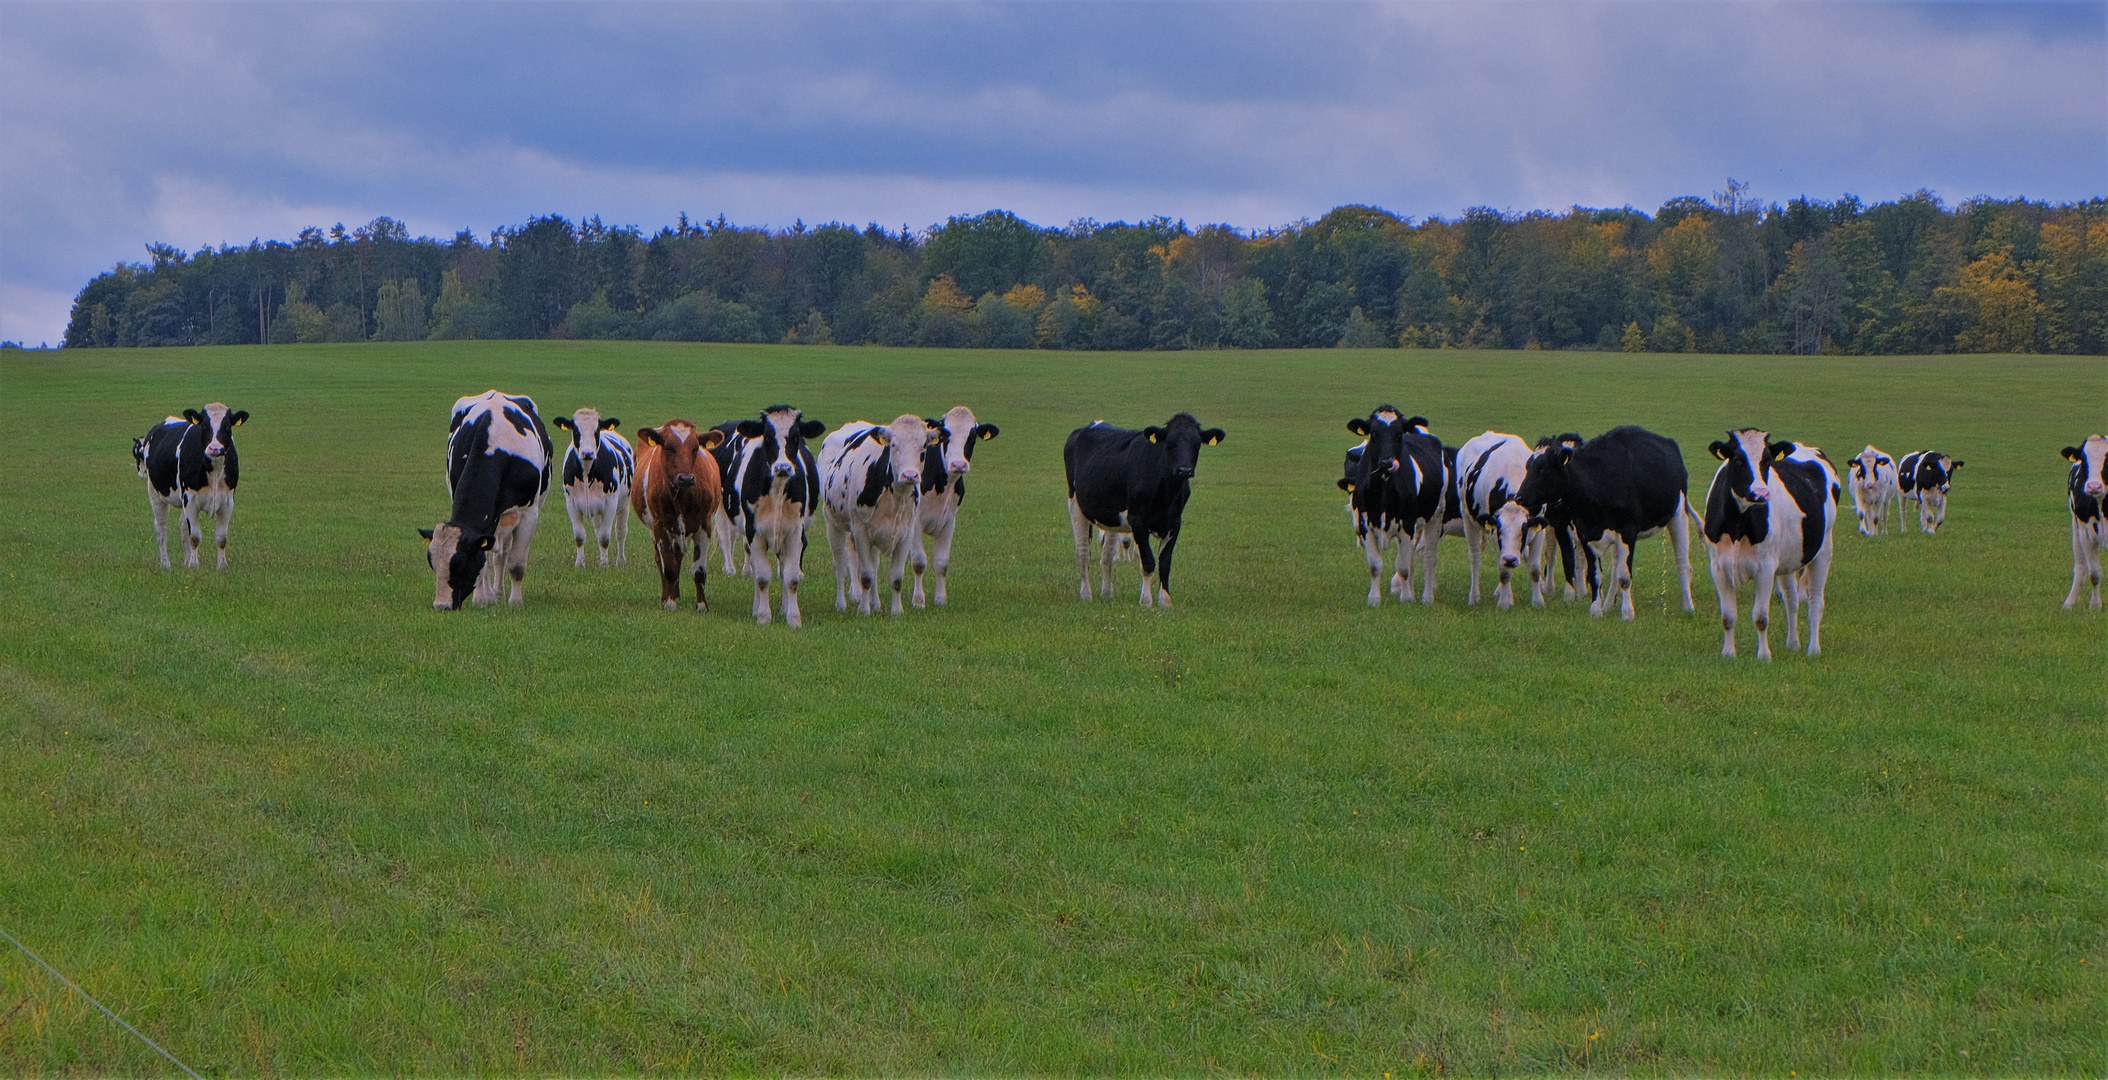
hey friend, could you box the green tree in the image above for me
[922,211,1052,298]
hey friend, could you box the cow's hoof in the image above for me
[696,602,707,613]
[664,600,678,611]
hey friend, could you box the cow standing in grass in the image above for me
[1514,426,1693,620]
[912,406,999,607]
[631,419,727,611]
[422,391,550,609]
[1340,407,1446,606]
[1454,430,1542,607]
[136,404,249,570]
[727,406,826,626]
[2064,434,2107,610]
[1066,413,1226,607]
[821,415,933,615]
[706,419,746,574]
[1701,430,1837,659]
[1897,450,1964,534]
[554,408,634,567]
[1846,446,1900,537]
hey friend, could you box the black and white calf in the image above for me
[2064,434,2107,610]
[1896,450,1964,534]
[1847,445,1900,537]
[1513,425,1694,620]
[912,406,999,607]
[1701,430,1837,658]
[727,406,826,626]
[1454,431,1544,607]
[421,391,552,609]
[1065,413,1225,607]
[1340,408,1448,606]
[553,408,634,567]
[820,414,933,615]
[136,403,248,569]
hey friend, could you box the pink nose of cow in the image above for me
[1501,555,1520,568]
[207,443,224,456]
[2089,480,2105,496]
[773,462,795,477]
[898,469,919,485]
[1749,483,1769,501]
[950,459,970,474]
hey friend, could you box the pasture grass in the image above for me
[1,342,2102,1075]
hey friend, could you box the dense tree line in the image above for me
[63,185,2108,354]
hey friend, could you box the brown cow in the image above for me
[631,419,727,611]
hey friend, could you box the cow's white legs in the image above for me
[1803,550,1831,656]
[1100,533,1119,598]
[505,508,538,606]
[151,497,173,569]
[1710,547,1741,657]
[750,538,775,625]
[1751,560,1778,661]
[1362,526,1390,607]
[714,509,740,572]
[2066,518,2102,610]
[1463,519,1485,605]
[568,497,590,567]
[594,505,616,567]
[1922,491,1946,535]
[613,489,630,566]
[1777,574,1802,650]
[826,509,855,612]
[1672,498,1694,611]
[914,519,955,607]
[782,525,806,628]
[1587,536,1617,617]
[1616,536,1637,620]
[848,521,881,616]
[180,501,203,568]
[211,497,233,570]
[1524,530,1546,607]
[1417,524,1440,605]
[1069,498,1096,600]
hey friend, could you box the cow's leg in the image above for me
[1616,533,1637,620]
[1751,559,1777,661]
[1361,524,1387,607]
[691,535,709,613]
[150,497,172,569]
[568,496,589,567]
[2067,518,2096,609]
[1804,550,1831,656]
[1777,573,1802,650]
[596,504,616,567]
[886,532,911,615]
[911,531,930,609]
[180,499,202,568]
[751,537,775,626]
[1100,532,1118,598]
[655,527,683,610]
[613,489,630,566]
[1672,497,1695,611]
[715,509,740,572]
[507,510,538,606]
[1069,498,1095,600]
[1154,529,1178,607]
[1463,519,1485,606]
[1525,528,1546,607]
[1417,523,1440,605]
[825,509,854,612]
[213,496,233,569]
[781,524,807,628]
[929,518,957,606]
[2092,527,2107,610]
[1586,536,1613,617]
[1711,547,1740,657]
[1134,532,1158,608]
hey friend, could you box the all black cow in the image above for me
[1340,407,1447,606]
[1513,425,1694,620]
[1066,413,1225,607]
[136,403,248,569]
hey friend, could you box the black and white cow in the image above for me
[553,407,634,567]
[727,406,826,626]
[1529,434,1588,601]
[706,419,746,574]
[1065,413,1225,607]
[2064,434,2107,610]
[1847,445,1900,537]
[421,391,551,609]
[1701,430,1838,658]
[1896,450,1964,534]
[912,405,999,607]
[136,404,248,569]
[1454,430,1543,607]
[820,414,934,615]
[1340,407,1447,606]
[1513,425,1694,620]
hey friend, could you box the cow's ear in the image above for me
[417,528,434,541]
[553,416,574,431]
[1406,416,1429,430]
[1144,426,1164,443]
[231,411,248,426]
[637,427,661,446]
[1709,440,1730,460]
[700,428,726,449]
[477,535,496,551]
[924,417,943,430]
[869,428,890,445]
[975,424,998,441]
[1202,428,1226,445]
[182,409,203,423]
[1949,460,1963,469]
[600,417,619,431]
[799,419,826,439]
[1347,418,1370,436]
[736,419,765,439]
[1768,441,1794,461]
[1337,478,1354,492]
[2064,446,2083,462]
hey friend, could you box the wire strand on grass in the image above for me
[0,923,204,1079]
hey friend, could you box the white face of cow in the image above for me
[766,410,801,478]
[1725,428,1775,506]
[1494,500,1533,569]
[937,405,979,476]
[568,408,605,462]
[1854,446,1890,487]
[2074,435,2108,499]
[200,403,233,457]
[876,414,930,491]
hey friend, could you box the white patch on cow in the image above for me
[452,390,547,466]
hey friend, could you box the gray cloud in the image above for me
[3,0,2101,344]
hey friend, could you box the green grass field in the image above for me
[2,342,2101,1075]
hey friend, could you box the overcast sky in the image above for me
[2,0,2102,345]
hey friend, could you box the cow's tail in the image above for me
[1682,492,1704,528]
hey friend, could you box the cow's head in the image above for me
[419,523,491,610]
[1144,412,1224,480]
[1919,454,1961,493]
[182,403,247,458]
[637,419,722,493]
[131,436,150,478]
[1489,476,1534,570]
[858,413,932,492]
[739,406,826,479]
[1709,428,1791,508]
[1515,436,1582,516]
[925,405,997,477]
[554,408,620,462]
[1346,406,1413,479]
[2066,435,2108,499]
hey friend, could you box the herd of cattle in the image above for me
[131,393,2108,657]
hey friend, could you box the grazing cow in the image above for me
[1514,425,1694,620]
[630,419,727,611]
[1530,434,1588,601]
[2064,434,2108,610]
[1847,445,1901,537]
[1066,413,1226,607]
[421,391,550,609]
[1454,431,1544,607]
[136,404,248,569]
[1339,407,1447,606]
[912,406,1000,607]
[1701,430,1838,658]
[553,408,634,567]
[727,406,826,626]
[1897,450,1964,534]
[821,415,934,615]
[705,420,746,573]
